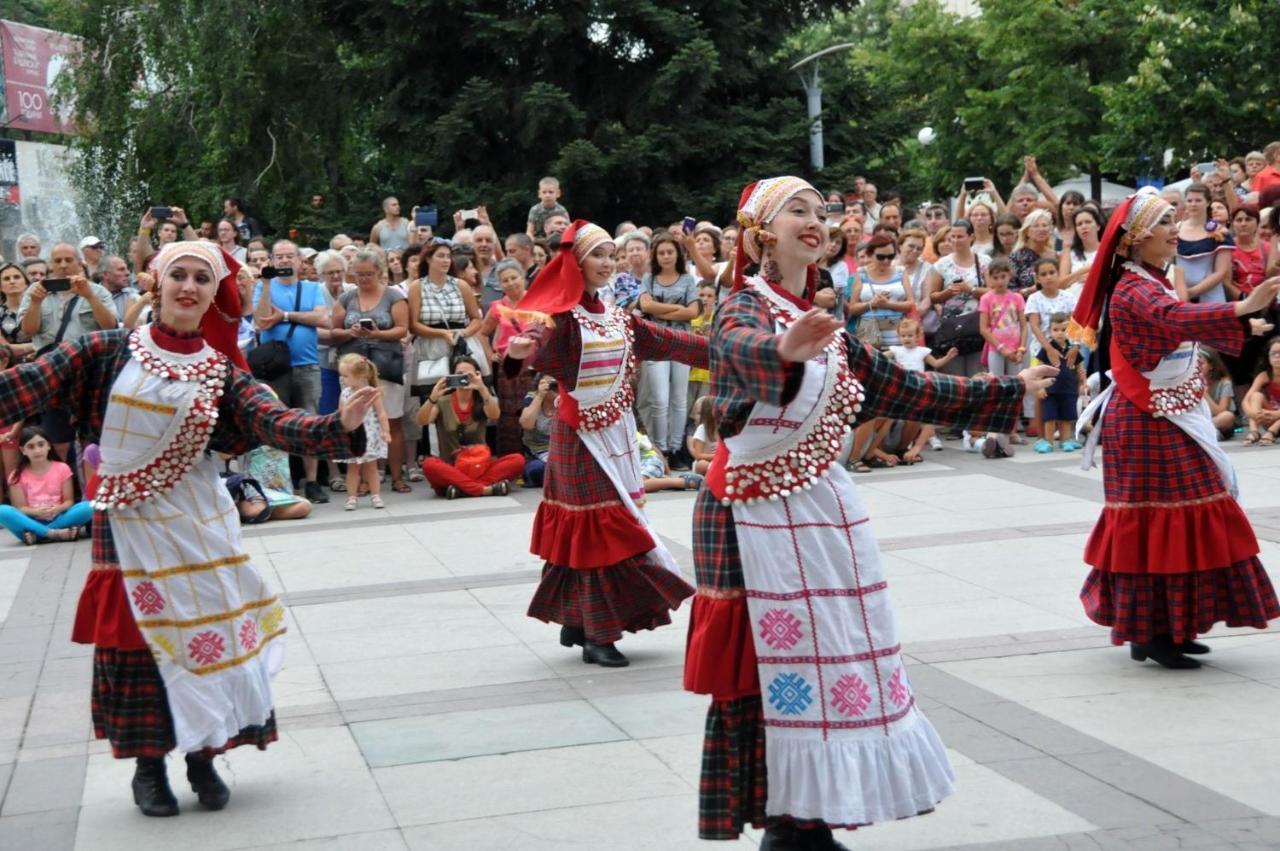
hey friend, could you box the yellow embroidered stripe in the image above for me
[576,377,615,388]
[192,629,287,677]
[582,340,622,350]
[108,393,178,415]
[135,595,277,630]
[121,553,251,580]
[1105,492,1231,509]
[543,497,623,511]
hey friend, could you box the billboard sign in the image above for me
[0,20,78,135]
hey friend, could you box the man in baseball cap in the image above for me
[78,236,105,282]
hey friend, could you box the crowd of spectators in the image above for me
[0,144,1277,533]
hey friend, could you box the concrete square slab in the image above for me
[351,699,624,767]
[321,643,558,704]
[271,542,452,594]
[588,689,709,740]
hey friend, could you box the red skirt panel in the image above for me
[72,568,146,650]
[1102,393,1225,504]
[684,594,760,700]
[526,557,693,644]
[1085,494,1259,575]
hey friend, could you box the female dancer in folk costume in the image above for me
[0,242,376,817]
[504,221,709,668]
[684,177,1057,850]
[1071,187,1280,669]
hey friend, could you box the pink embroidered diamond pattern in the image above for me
[888,667,910,708]
[187,630,225,666]
[831,673,872,717]
[131,581,166,616]
[758,608,804,651]
[239,620,258,651]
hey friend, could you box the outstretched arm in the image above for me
[632,315,709,369]
[213,368,366,459]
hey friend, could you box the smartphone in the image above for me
[357,318,377,330]
[444,374,470,389]
[682,216,696,234]
[414,206,438,228]
[825,202,846,214]
[963,176,985,192]
[150,206,172,220]
[459,208,480,222]
[43,277,71,293]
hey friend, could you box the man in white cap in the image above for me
[79,236,106,282]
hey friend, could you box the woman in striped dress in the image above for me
[505,221,708,668]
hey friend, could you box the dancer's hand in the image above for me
[778,309,842,362]
[507,335,536,360]
[1018,364,1058,398]
[1249,317,1275,336]
[339,386,379,432]
[1238,277,1280,315]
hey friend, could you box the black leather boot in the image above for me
[559,625,585,648]
[759,822,804,851]
[582,641,629,667]
[801,824,852,850]
[185,753,231,810]
[132,757,178,817]
[1130,635,1200,669]
[1176,639,1211,655]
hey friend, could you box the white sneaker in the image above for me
[962,431,977,452]
[929,435,943,451]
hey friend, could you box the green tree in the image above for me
[1096,1,1280,180]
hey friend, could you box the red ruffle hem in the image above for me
[526,556,694,644]
[1084,496,1260,575]
[684,594,760,700]
[72,568,146,650]
[1081,558,1280,645]
[531,500,656,569]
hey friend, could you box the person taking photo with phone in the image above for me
[17,242,118,460]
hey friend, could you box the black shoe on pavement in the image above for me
[132,757,179,817]
[582,641,629,667]
[303,481,329,504]
[800,825,851,850]
[759,823,804,851]
[668,448,691,471]
[1130,635,1200,669]
[185,754,231,810]
[559,625,585,648]
[1176,639,1211,655]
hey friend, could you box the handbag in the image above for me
[347,339,405,385]
[932,260,985,356]
[247,283,304,380]
[34,295,82,357]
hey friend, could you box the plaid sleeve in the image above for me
[528,315,581,384]
[1113,277,1246,356]
[0,331,113,424]
[712,291,804,406]
[850,336,1025,434]
[631,317,710,369]
[211,367,365,459]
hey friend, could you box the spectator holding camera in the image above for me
[18,242,118,460]
[252,239,331,503]
[133,207,197,273]
[416,356,522,498]
[519,374,556,487]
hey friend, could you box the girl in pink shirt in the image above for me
[0,426,92,545]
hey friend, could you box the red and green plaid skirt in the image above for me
[1081,557,1280,645]
[495,368,535,457]
[526,556,693,644]
[91,647,278,759]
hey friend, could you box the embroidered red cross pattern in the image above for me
[831,673,873,717]
[747,415,802,432]
[239,620,258,652]
[759,608,804,651]
[187,630,226,666]
[131,581,166,616]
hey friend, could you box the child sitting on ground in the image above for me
[638,428,702,492]
[1200,348,1237,441]
[1034,313,1085,453]
[885,317,958,464]
[0,426,92,545]
[687,396,719,476]
[1243,336,1280,445]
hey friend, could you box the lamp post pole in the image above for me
[790,44,854,173]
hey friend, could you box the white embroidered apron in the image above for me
[568,306,681,576]
[96,327,286,753]
[1076,264,1237,497]
[721,278,954,825]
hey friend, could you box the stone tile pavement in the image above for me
[3,441,1280,849]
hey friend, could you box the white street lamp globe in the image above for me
[917,126,936,146]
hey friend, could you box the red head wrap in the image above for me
[500,220,613,326]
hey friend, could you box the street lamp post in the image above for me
[790,43,854,173]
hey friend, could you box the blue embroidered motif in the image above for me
[768,672,813,716]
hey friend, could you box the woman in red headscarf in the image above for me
[1071,188,1280,669]
[684,177,1055,850]
[0,241,377,817]
[504,221,708,668]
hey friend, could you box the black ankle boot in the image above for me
[132,757,178,817]
[559,625,585,648]
[185,753,231,810]
[582,641,629,667]
[1176,639,1211,655]
[1130,635,1200,669]
[801,824,852,850]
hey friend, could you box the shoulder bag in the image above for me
[34,295,82,357]
[247,283,303,380]
[932,260,985,356]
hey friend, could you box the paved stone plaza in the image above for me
[2,442,1280,849]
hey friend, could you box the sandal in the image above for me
[444,485,460,500]
[866,456,894,469]
[344,496,358,511]
[392,480,412,493]
[900,451,922,465]
[1262,432,1276,446]
[680,473,705,490]
[21,531,37,546]
[370,495,385,509]
[852,461,873,473]
[491,481,510,497]
[407,467,424,483]
[329,477,347,492]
